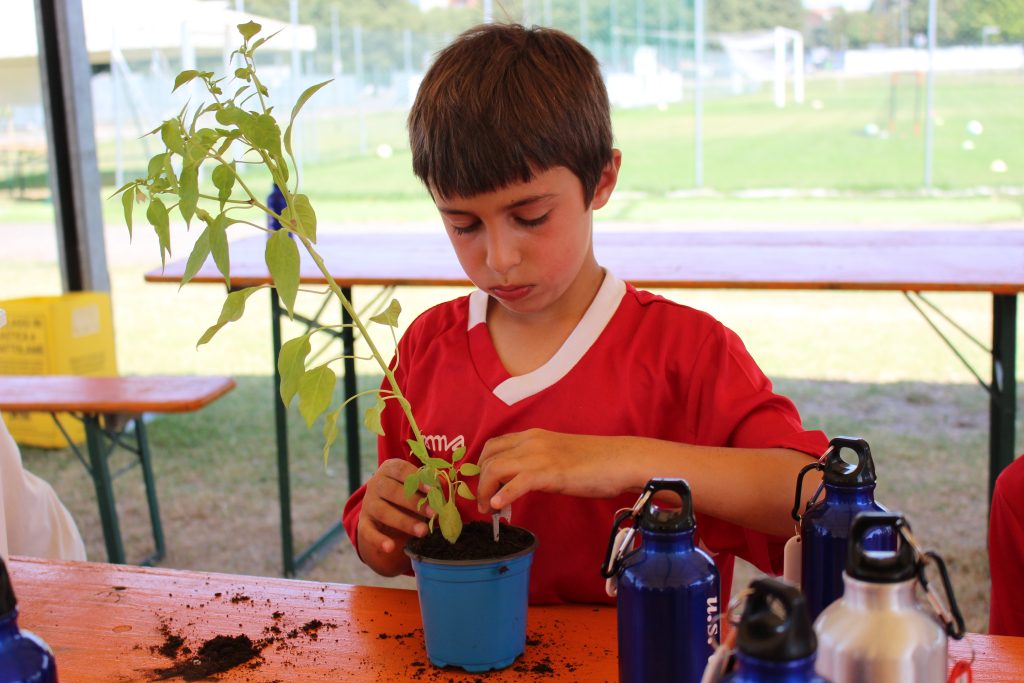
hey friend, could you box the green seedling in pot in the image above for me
[113,21,475,543]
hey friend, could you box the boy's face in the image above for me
[432,154,620,320]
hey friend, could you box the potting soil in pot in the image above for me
[407,520,534,561]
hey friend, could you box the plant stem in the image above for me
[296,233,426,449]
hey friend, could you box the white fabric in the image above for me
[0,415,87,562]
[469,272,627,406]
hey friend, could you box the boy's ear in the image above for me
[590,149,622,211]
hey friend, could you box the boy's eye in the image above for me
[514,212,550,228]
[450,221,480,235]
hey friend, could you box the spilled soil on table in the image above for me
[146,592,338,681]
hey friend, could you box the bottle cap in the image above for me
[822,436,877,487]
[846,511,916,583]
[0,556,17,616]
[737,578,817,662]
[639,478,695,532]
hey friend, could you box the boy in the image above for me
[342,23,828,604]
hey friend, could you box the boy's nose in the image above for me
[484,227,521,275]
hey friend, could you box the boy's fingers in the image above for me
[364,498,429,540]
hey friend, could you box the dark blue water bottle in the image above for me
[722,578,829,683]
[0,558,58,683]
[793,436,894,621]
[607,478,719,683]
[267,183,286,231]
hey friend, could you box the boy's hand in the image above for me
[476,429,629,513]
[357,458,433,575]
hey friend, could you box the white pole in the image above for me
[923,0,936,188]
[774,26,786,108]
[793,31,804,104]
[354,25,367,155]
[694,0,704,188]
[112,22,122,188]
[580,0,588,44]
[483,0,493,24]
[331,6,341,106]
[290,0,303,176]
[544,0,552,26]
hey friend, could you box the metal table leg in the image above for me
[84,414,125,564]
[989,294,1018,502]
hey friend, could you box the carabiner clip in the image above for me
[601,488,652,579]
[899,524,966,640]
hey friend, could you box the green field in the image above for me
[2,71,1021,227]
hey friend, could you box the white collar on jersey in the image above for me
[467,270,627,406]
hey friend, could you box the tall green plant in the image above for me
[115,21,475,543]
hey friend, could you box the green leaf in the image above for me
[208,212,231,286]
[196,286,260,346]
[426,488,445,515]
[407,438,429,464]
[403,472,420,500]
[250,29,282,52]
[215,104,250,128]
[180,226,211,289]
[427,457,452,469]
[237,21,262,41]
[284,79,332,164]
[265,229,300,316]
[121,187,134,240]
[212,162,235,210]
[456,481,475,500]
[145,196,171,267]
[363,396,386,437]
[160,119,185,155]
[322,405,343,466]
[418,468,439,489]
[280,193,316,242]
[178,164,198,227]
[298,365,336,428]
[458,462,481,477]
[369,299,401,328]
[173,69,200,92]
[277,334,311,408]
[249,113,282,157]
[439,499,463,543]
[234,67,251,81]
[147,152,168,179]
[451,446,466,463]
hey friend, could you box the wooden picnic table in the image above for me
[0,375,235,565]
[146,228,1024,576]
[8,556,1024,682]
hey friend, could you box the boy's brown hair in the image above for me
[408,23,613,204]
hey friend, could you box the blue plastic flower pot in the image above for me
[406,531,537,672]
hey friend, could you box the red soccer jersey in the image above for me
[989,455,1024,636]
[343,273,829,604]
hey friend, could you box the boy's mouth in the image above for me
[490,285,532,302]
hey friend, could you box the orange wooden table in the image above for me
[8,556,1023,682]
[146,229,1024,575]
[0,375,235,565]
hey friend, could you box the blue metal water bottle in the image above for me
[722,578,829,683]
[0,558,58,683]
[793,436,894,621]
[604,478,720,683]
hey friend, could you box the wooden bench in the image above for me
[0,375,235,565]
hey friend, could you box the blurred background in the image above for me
[1,0,1022,634]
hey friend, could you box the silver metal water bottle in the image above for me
[813,512,955,683]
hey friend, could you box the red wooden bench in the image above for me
[0,375,235,565]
